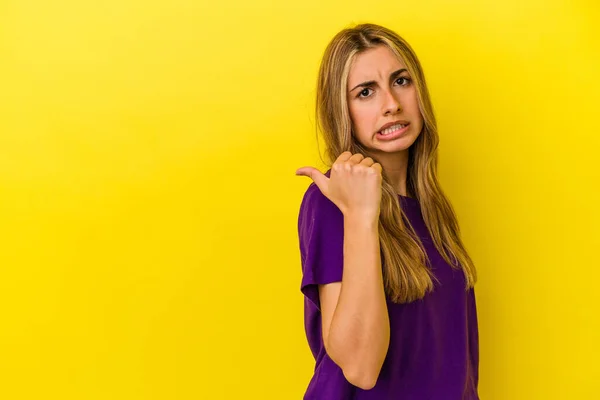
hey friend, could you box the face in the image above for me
[347,45,423,158]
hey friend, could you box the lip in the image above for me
[376,123,410,141]
[377,120,410,133]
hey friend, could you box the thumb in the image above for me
[295,166,329,194]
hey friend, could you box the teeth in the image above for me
[380,124,407,135]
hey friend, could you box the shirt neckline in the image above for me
[399,194,418,203]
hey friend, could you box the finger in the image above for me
[295,166,330,194]
[371,162,382,174]
[360,157,375,167]
[336,151,353,163]
[347,153,365,164]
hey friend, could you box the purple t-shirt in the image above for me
[297,176,479,400]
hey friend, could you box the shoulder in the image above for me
[300,182,327,211]
[299,175,340,221]
[297,170,343,234]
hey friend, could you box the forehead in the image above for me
[348,45,407,84]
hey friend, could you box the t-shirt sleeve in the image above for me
[297,183,344,310]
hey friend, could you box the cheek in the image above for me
[408,91,421,113]
[348,105,371,142]
[351,105,375,128]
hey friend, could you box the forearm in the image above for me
[327,213,390,388]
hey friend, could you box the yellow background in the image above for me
[1,0,599,398]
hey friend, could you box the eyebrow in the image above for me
[349,68,408,93]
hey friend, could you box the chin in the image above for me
[376,136,416,153]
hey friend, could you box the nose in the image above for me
[382,90,402,115]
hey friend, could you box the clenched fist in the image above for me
[296,151,383,221]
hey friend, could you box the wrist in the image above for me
[343,211,380,227]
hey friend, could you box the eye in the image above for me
[395,77,412,86]
[356,77,412,99]
[357,88,373,98]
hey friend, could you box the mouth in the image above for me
[376,123,410,141]
[378,122,410,136]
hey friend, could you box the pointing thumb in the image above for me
[295,166,329,194]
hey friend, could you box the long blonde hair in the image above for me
[315,23,477,303]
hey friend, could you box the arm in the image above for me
[319,213,390,390]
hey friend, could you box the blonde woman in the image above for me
[296,23,479,399]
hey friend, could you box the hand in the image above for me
[296,151,383,220]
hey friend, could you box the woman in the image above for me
[295,23,479,399]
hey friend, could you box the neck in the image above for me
[366,149,410,197]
